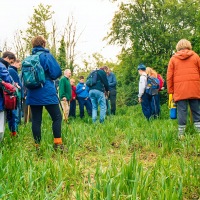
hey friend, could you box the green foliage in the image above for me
[24,4,54,53]
[106,0,200,106]
[57,36,67,72]
[1,105,199,199]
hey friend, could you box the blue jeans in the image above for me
[7,108,20,132]
[89,89,107,123]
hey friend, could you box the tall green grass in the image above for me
[0,104,199,199]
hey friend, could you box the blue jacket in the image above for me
[0,58,13,111]
[76,82,90,98]
[107,72,117,91]
[26,46,62,105]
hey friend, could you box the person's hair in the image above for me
[70,78,75,82]
[146,67,157,78]
[2,51,16,61]
[176,39,192,51]
[15,59,21,63]
[100,66,108,72]
[31,36,46,48]
[64,69,71,76]
[79,76,84,79]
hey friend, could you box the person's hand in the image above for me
[138,97,142,103]
[82,87,85,90]
[62,97,67,101]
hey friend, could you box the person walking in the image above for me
[106,68,117,115]
[167,39,200,139]
[0,51,16,142]
[25,36,64,151]
[88,66,109,123]
[76,76,92,119]
[137,64,152,120]
[7,59,23,136]
[59,69,72,122]
[69,78,77,118]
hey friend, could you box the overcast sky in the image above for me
[0,0,121,64]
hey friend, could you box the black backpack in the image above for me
[86,70,98,87]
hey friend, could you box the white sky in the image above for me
[0,0,121,64]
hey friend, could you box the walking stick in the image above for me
[57,95,68,122]
[27,105,30,123]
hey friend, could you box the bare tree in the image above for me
[13,30,26,60]
[63,15,83,74]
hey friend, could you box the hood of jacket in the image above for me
[173,49,194,60]
[32,46,50,54]
[0,58,10,68]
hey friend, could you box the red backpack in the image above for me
[0,80,17,110]
[157,74,165,91]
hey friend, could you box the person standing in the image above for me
[0,51,16,142]
[25,36,64,151]
[69,78,77,118]
[89,66,109,123]
[107,68,117,115]
[137,64,152,120]
[59,69,72,122]
[7,59,23,136]
[146,67,160,118]
[76,76,92,119]
[167,39,200,139]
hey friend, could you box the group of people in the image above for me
[138,39,200,139]
[1,36,199,151]
[0,35,117,152]
[58,66,117,124]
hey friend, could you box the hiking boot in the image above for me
[53,144,68,153]
[10,131,17,137]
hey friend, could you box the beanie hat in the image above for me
[137,63,146,70]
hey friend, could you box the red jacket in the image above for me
[71,85,77,101]
[167,49,200,101]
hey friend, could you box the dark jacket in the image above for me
[0,58,13,111]
[107,72,117,91]
[89,69,109,92]
[26,46,62,105]
[8,66,23,98]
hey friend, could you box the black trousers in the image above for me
[109,89,117,115]
[30,104,62,144]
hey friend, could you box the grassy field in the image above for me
[0,104,199,200]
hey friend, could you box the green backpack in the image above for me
[22,51,45,89]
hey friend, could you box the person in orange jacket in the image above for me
[167,39,200,139]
